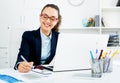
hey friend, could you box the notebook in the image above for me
[41,33,109,72]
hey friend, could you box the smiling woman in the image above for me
[14,4,62,73]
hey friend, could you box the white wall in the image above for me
[21,0,99,29]
[102,9,120,28]
[0,0,100,29]
[101,0,118,7]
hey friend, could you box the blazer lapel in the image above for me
[45,32,58,64]
[34,28,41,65]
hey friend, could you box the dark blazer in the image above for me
[14,28,59,69]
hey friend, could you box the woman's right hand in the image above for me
[18,61,33,73]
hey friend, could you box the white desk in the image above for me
[0,62,120,83]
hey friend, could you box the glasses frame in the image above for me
[40,14,58,22]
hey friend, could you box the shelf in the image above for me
[101,27,120,31]
[102,7,120,11]
[60,27,100,29]
[107,46,120,50]
[60,27,100,31]
[101,28,120,34]
[59,27,100,34]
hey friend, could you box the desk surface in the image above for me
[0,63,120,83]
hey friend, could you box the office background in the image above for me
[0,0,120,68]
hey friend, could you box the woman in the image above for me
[14,4,61,73]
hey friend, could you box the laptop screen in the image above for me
[52,33,109,72]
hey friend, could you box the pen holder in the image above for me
[103,58,113,73]
[91,59,103,78]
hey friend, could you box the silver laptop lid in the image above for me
[53,33,109,72]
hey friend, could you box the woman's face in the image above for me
[40,7,59,33]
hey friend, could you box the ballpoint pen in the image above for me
[111,50,118,58]
[95,49,99,59]
[21,55,51,75]
[21,55,34,69]
[98,49,103,60]
[21,55,43,69]
[106,59,111,72]
[21,55,28,62]
[101,51,108,59]
[21,56,44,70]
[90,50,95,62]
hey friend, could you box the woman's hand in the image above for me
[18,61,33,73]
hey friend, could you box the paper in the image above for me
[0,74,23,83]
[32,69,52,75]
[22,73,42,79]
[21,69,52,80]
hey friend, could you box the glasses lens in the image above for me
[41,14,48,20]
[41,14,58,22]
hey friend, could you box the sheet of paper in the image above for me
[32,69,52,75]
[21,69,52,80]
[0,74,23,83]
[21,73,42,79]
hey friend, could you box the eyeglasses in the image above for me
[40,14,58,22]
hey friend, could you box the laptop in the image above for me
[41,33,109,72]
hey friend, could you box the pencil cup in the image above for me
[103,58,113,73]
[91,59,103,78]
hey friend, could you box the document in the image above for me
[21,69,52,80]
[0,74,23,83]
[31,69,52,75]
[22,73,42,79]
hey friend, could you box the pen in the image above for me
[101,51,108,59]
[21,55,49,75]
[111,50,118,58]
[106,59,111,72]
[21,55,33,68]
[95,49,99,59]
[90,50,95,62]
[98,49,103,60]
[21,55,28,62]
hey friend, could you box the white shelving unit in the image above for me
[100,0,120,47]
[0,47,10,68]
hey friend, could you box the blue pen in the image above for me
[96,49,99,59]
[90,50,95,63]
[106,59,111,72]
